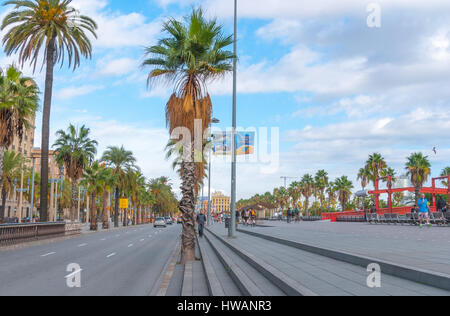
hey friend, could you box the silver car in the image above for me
[154,217,167,228]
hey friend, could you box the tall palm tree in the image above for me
[314,170,329,212]
[326,182,337,210]
[0,65,38,186]
[405,152,431,203]
[53,124,98,221]
[101,146,137,228]
[301,174,314,216]
[441,167,450,187]
[334,176,354,212]
[365,153,387,189]
[357,168,369,191]
[288,181,302,209]
[81,161,107,231]
[142,8,234,263]
[1,150,26,221]
[2,0,97,222]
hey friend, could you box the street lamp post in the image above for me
[13,176,30,223]
[55,166,64,221]
[29,157,36,223]
[229,0,238,238]
[207,118,220,227]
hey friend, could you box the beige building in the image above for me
[2,115,36,221]
[212,192,231,214]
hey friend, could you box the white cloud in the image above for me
[55,85,104,100]
[98,58,139,76]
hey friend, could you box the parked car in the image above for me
[154,217,167,228]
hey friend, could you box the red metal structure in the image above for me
[322,175,450,222]
[368,175,450,214]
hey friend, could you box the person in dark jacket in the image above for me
[437,196,446,212]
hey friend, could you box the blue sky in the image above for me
[1,0,450,199]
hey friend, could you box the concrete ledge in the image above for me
[181,261,193,296]
[196,236,225,296]
[204,231,263,296]
[208,229,317,296]
[238,228,450,291]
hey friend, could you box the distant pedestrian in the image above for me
[287,208,292,223]
[418,194,431,228]
[437,196,446,213]
[196,210,207,238]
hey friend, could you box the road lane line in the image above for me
[106,253,116,258]
[101,238,106,241]
[140,239,145,242]
[65,269,83,279]
[78,243,88,247]
[41,252,56,257]
[128,244,134,248]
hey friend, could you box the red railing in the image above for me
[322,206,438,222]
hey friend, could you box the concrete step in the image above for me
[229,228,450,296]
[207,228,317,296]
[204,230,285,296]
[237,228,450,293]
[197,235,242,296]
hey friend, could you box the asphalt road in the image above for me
[0,223,181,296]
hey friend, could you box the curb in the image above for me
[237,228,450,291]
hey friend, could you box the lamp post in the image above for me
[29,157,36,223]
[55,166,64,221]
[208,118,220,226]
[229,0,238,238]
[14,176,30,223]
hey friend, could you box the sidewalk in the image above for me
[240,221,450,275]
[208,224,449,296]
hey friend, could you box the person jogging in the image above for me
[418,194,432,228]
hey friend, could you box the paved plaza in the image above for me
[238,221,450,275]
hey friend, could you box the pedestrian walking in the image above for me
[196,210,207,238]
[418,194,431,228]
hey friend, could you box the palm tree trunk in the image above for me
[70,180,77,222]
[114,187,119,228]
[415,187,420,204]
[102,191,109,229]
[0,146,5,187]
[39,37,56,223]
[180,161,196,264]
[0,188,7,221]
[305,198,310,217]
[90,192,97,231]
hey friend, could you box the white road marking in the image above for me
[140,239,145,242]
[65,269,83,279]
[41,252,56,257]
[128,244,134,248]
[106,253,116,258]
[101,238,106,241]
[78,243,87,247]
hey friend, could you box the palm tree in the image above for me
[1,150,26,221]
[288,181,302,209]
[334,176,354,212]
[357,168,369,191]
[301,174,314,216]
[314,170,329,212]
[81,161,107,231]
[326,182,337,210]
[53,124,98,221]
[441,167,450,187]
[365,153,387,189]
[101,146,137,228]
[405,152,431,203]
[0,66,38,187]
[2,0,97,222]
[142,8,234,263]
